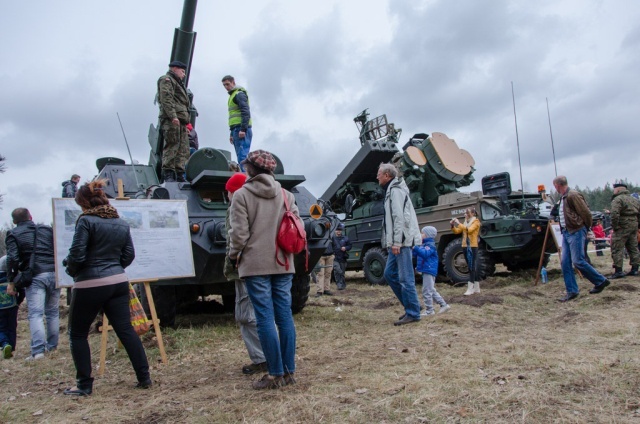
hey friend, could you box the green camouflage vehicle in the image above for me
[321,110,552,285]
[92,0,337,326]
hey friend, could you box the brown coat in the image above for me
[561,188,592,233]
[229,174,299,278]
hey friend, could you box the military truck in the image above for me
[321,110,552,285]
[92,0,336,326]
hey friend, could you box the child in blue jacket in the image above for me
[413,227,450,316]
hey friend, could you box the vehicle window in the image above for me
[481,203,502,219]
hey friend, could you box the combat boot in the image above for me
[163,170,176,183]
[176,173,187,183]
[627,266,639,276]
[609,267,626,279]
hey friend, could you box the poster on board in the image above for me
[550,223,563,260]
[52,198,195,288]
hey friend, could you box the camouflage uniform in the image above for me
[610,188,640,269]
[157,71,190,176]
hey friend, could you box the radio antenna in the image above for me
[546,97,558,177]
[117,112,146,198]
[511,82,525,204]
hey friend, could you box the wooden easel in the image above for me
[535,223,558,285]
[97,179,168,376]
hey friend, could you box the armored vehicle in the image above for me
[321,110,552,285]
[93,0,336,326]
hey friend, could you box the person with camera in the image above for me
[331,223,352,291]
[5,208,60,361]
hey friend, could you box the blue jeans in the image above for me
[561,227,606,294]
[0,306,19,350]
[384,247,421,320]
[25,272,60,355]
[231,127,252,170]
[244,274,296,376]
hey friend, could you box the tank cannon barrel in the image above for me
[171,0,198,87]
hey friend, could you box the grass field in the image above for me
[2,255,640,423]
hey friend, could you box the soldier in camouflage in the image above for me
[157,61,191,182]
[609,182,640,278]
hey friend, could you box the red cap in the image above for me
[225,173,247,193]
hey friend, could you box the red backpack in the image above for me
[276,188,307,271]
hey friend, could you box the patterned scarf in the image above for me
[80,204,120,219]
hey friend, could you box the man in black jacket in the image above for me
[5,208,60,360]
[61,174,80,198]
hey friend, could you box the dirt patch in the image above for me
[508,290,545,300]
[449,294,503,307]
[371,298,397,309]
[608,283,638,292]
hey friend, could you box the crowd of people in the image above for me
[2,60,638,396]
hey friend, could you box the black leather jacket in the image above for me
[64,215,135,282]
[5,221,55,282]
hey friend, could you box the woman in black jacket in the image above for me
[63,180,150,396]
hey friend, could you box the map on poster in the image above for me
[52,199,195,288]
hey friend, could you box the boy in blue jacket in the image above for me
[413,227,450,316]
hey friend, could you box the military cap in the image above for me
[168,60,187,69]
[336,223,345,231]
[242,150,277,172]
[613,181,628,188]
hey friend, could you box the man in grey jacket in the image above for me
[377,163,422,326]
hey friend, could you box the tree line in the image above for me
[575,180,639,212]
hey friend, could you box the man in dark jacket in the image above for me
[61,174,80,198]
[222,75,252,170]
[5,208,60,360]
[331,224,352,290]
[552,176,610,302]
[157,61,191,182]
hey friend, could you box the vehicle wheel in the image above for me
[442,239,469,283]
[476,245,496,280]
[138,284,177,328]
[505,255,549,272]
[291,273,310,314]
[363,247,388,285]
[222,294,236,313]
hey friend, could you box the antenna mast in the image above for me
[511,82,525,203]
[546,97,558,177]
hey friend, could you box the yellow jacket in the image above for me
[451,217,481,247]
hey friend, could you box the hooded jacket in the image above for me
[61,180,78,198]
[229,174,300,277]
[413,238,438,276]
[381,177,422,248]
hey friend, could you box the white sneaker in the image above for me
[420,311,435,317]
[438,305,451,314]
[25,353,45,361]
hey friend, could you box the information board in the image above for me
[52,199,195,288]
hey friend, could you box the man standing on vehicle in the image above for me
[377,163,422,326]
[157,61,191,182]
[61,174,80,198]
[222,75,252,171]
[5,208,60,360]
[552,176,610,302]
[609,182,640,278]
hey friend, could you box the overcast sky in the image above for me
[1,0,639,226]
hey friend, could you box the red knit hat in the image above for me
[225,173,247,193]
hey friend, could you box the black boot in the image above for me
[176,172,186,182]
[610,267,626,279]
[627,266,639,276]
[163,170,176,183]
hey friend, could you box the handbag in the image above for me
[14,225,39,289]
[0,283,17,310]
[129,284,151,336]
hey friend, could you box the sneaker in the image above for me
[252,374,284,390]
[420,311,435,317]
[393,315,420,326]
[242,361,268,375]
[438,305,451,314]
[135,379,152,389]
[25,353,45,361]
[2,344,13,359]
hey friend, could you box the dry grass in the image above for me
[2,255,640,423]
